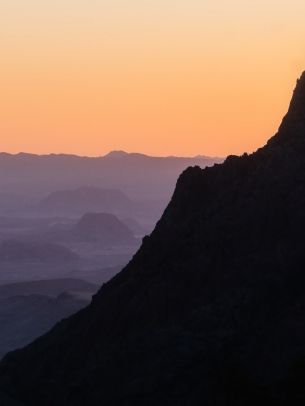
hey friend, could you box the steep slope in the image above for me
[1,73,305,405]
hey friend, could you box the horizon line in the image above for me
[0,150,225,161]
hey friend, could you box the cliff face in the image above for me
[2,73,305,405]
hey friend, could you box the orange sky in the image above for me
[1,0,305,157]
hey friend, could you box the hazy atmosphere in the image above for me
[1,1,305,405]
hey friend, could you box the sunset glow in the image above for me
[1,0,305,157]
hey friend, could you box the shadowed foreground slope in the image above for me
[1,73,305,405]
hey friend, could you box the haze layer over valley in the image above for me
[0,151,220,358]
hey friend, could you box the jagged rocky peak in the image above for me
[287,71,305,120]
[270,71,305,146]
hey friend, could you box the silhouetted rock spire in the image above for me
[286,71,305,122]
[269,71,305,146]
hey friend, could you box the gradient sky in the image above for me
[1,0,305,157]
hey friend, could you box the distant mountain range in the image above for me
[1,72,305,405]
[0,151,223,202]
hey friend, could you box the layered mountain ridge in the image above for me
[0,150,222,201]
[1,73,305,405]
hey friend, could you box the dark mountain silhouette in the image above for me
[0,240,78,263]
[72,212,136,245]
[2,73,305,405]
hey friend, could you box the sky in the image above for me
[1,0,305,157]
